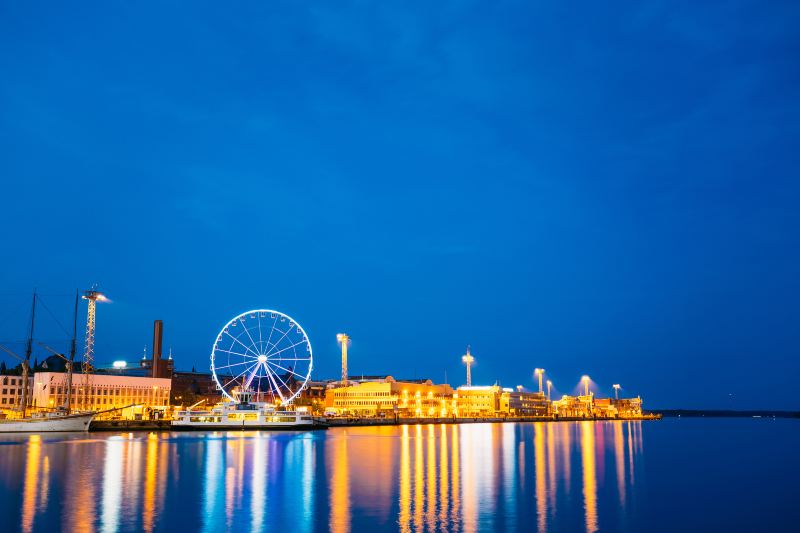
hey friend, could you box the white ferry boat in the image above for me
[172,390,322,430]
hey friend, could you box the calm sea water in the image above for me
[0,419,797,532]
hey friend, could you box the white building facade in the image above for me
[31,372,171,418]
[0,375,33,410]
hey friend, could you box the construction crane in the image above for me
[82,287,108,409]
[337,333,350,385]
[462,346,475,387]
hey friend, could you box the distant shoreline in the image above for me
[652,409,800,418]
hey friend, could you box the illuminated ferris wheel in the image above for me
[210,309,313,404]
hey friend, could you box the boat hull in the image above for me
[171,422,323,431]
[0,414,94,433]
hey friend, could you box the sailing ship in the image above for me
[0,290,96,432]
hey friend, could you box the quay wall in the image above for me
[90,414,659,432]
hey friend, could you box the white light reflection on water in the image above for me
[202,435,224,533]
[250,433,266,533]
[100,437,123,533]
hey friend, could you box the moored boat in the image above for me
[172,390,323,430]
[0,410,95,433]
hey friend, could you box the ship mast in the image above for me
[20,290,36,417]
[65,289,78,413]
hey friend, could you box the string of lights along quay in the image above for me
[0,299,657,432]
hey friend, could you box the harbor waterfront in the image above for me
[0,419,797,533]
[1,307,654,430]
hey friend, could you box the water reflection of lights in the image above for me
[143,433,159,532]
[627,422,636,486]
[614,422,626,507]
[450,424,460,527]
[330,430,351,533]
[101,437,124,533]
[439,425,449,528]
[203,437,224,533]
[561,422,571,494]
[413,424,424,532]
[22,434,41,533]
[5,420,644,533]
[546,423,556,512]
[399,425,411,533]
[502,423,517,530]
[426,425,436,531]
[535,423,547,533]
[301,438,314,533]
[250,434,267,533]
[581,421,598,533]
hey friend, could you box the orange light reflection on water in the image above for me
[329,429,350,533]
[21,434,41,533]
[534,423,547,533]
[581,421,598,533]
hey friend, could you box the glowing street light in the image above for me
[337,333,350,385]
[462,346,475,387]
[581,375,590,397]
[613,384,621,400]
[534,368,544,394]
[546,379,552,402]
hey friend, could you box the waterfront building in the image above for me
[499,389,550,417]
[30,372,171,419]
[552,394,594,418]
[170,370,221,406]
[0,375,33,411]
[454,386,501,417]
[325,376,454,417]
[295,380,328,413]
[613,397,643,417]
[552,394,644,418]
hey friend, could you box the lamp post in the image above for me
[462,346,475,387]
[613,384,621,400]
[534,368,544,394]
[337,333,350,385]
[546,380,552,402]
[581,375,590,397]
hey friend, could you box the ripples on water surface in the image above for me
[0,419,797,532]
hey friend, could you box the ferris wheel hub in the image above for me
[257,355,267,363]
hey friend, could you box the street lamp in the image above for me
[534,368,544,394]
[613,384,621,400]
[546,380,552,402]
[581,375,590,397]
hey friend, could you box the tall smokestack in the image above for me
[152,320,163,378]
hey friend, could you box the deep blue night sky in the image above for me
[1,2,798,409]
